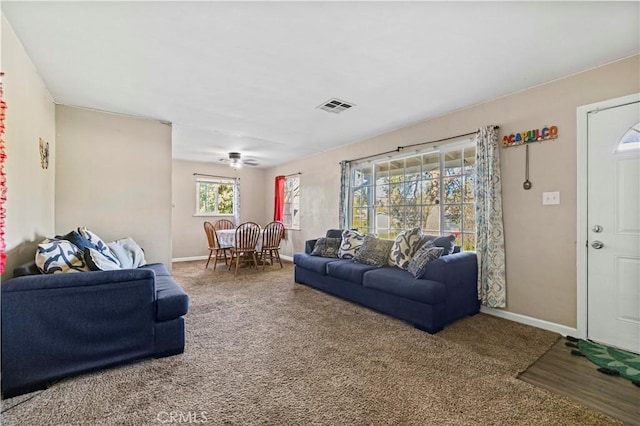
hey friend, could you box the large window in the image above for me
[283,175,300,229]
[349,141,476,250]
[195,177,236,216]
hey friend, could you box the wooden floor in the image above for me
[519,337,640,425]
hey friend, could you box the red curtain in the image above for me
[274,175,285,222]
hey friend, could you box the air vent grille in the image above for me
[317,98,355,114]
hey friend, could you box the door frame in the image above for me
[576,92,640,339]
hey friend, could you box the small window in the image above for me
[195,178,236,216]
[616,122,640,153]
[283,175,300,230]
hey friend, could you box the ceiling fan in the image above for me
[218,152,259,169]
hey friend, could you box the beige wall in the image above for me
[55,105,173,268]
[172,160,266,259]
[265,55,640,328]
[1,14,56,281]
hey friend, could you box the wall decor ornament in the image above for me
[502,125,558,147]
[39,138,49,169]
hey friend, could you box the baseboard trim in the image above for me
[480,306,578,337]
[172,255,208,263]
[280,254,293,262]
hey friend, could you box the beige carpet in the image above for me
[1,261,620,425]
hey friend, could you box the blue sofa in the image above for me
[1,262,188,398]
[294,232,480,333]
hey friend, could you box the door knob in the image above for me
[592,225,603,233]
[591,240,604,249]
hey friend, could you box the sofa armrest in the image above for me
[422,251,479,321]
[422,251,478,284]
[305,239,319,254]
[422,252,477,288]
[2,269,158,396]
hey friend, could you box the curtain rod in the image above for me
[193,173,239,180]
[343,125,500,164]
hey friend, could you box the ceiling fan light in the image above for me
[230,158,242,169]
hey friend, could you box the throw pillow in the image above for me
[338,229,365,259]
[106,237,147,269]
[388,227,423,269]
[353,234,394,267]
[35,238,90,274]
[84,248,122,271]
[78,226,121,266]
[59,230,95,253]
[310,237,341,258]
[418,234,456,256]
[407,245,445,279]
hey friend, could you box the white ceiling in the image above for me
[3,1,639,168]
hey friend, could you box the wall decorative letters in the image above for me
[502,125,558,147]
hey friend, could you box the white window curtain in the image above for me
[234,177,240,225]
[339,160,351,229]
[474,126,507,307]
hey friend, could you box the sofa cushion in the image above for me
[35,238,90,274]
[293,253,339,275]
[155,276,189,321]
[139,263,171,277]
[310,237,341,258]
[338,229,365,259]
[354,234,394,267]
[363,267,446,305]
[388,227,423,269]
[407,246,445,279]
[326,260,377,284]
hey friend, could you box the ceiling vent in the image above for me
[316,98,355,114]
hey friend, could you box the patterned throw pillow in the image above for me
[353,234,395,267]
[338,229,365,259]
[310,237,342,258]
[78,226,121,267]
[84,248,122,271]
[388,227,423,269]
[407,245,445,279]
[35,238,90,274]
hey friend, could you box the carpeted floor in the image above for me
[1,261,621,425]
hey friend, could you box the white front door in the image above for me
[587,99,640,353]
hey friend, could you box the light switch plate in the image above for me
[542,191,560,205]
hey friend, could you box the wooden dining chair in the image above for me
[204,221,231,270]
[214,219,235,231]
[228,221,261,275]
[260,221,285,270]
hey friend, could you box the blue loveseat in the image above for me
[294,231,480,333]
[1,262,188,398]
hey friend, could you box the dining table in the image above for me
[216,228,264,252]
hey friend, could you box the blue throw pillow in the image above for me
[418,234,456,256]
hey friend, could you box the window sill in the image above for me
[193,213,235,217]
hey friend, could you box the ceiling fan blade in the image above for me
[243,159,259,166]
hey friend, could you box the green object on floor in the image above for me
[577,339,640,383]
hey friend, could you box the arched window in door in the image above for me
[616,122,640,153]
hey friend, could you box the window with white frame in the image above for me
[349,140,476,250]
[195,177,236,216]
[283,175,300,230]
